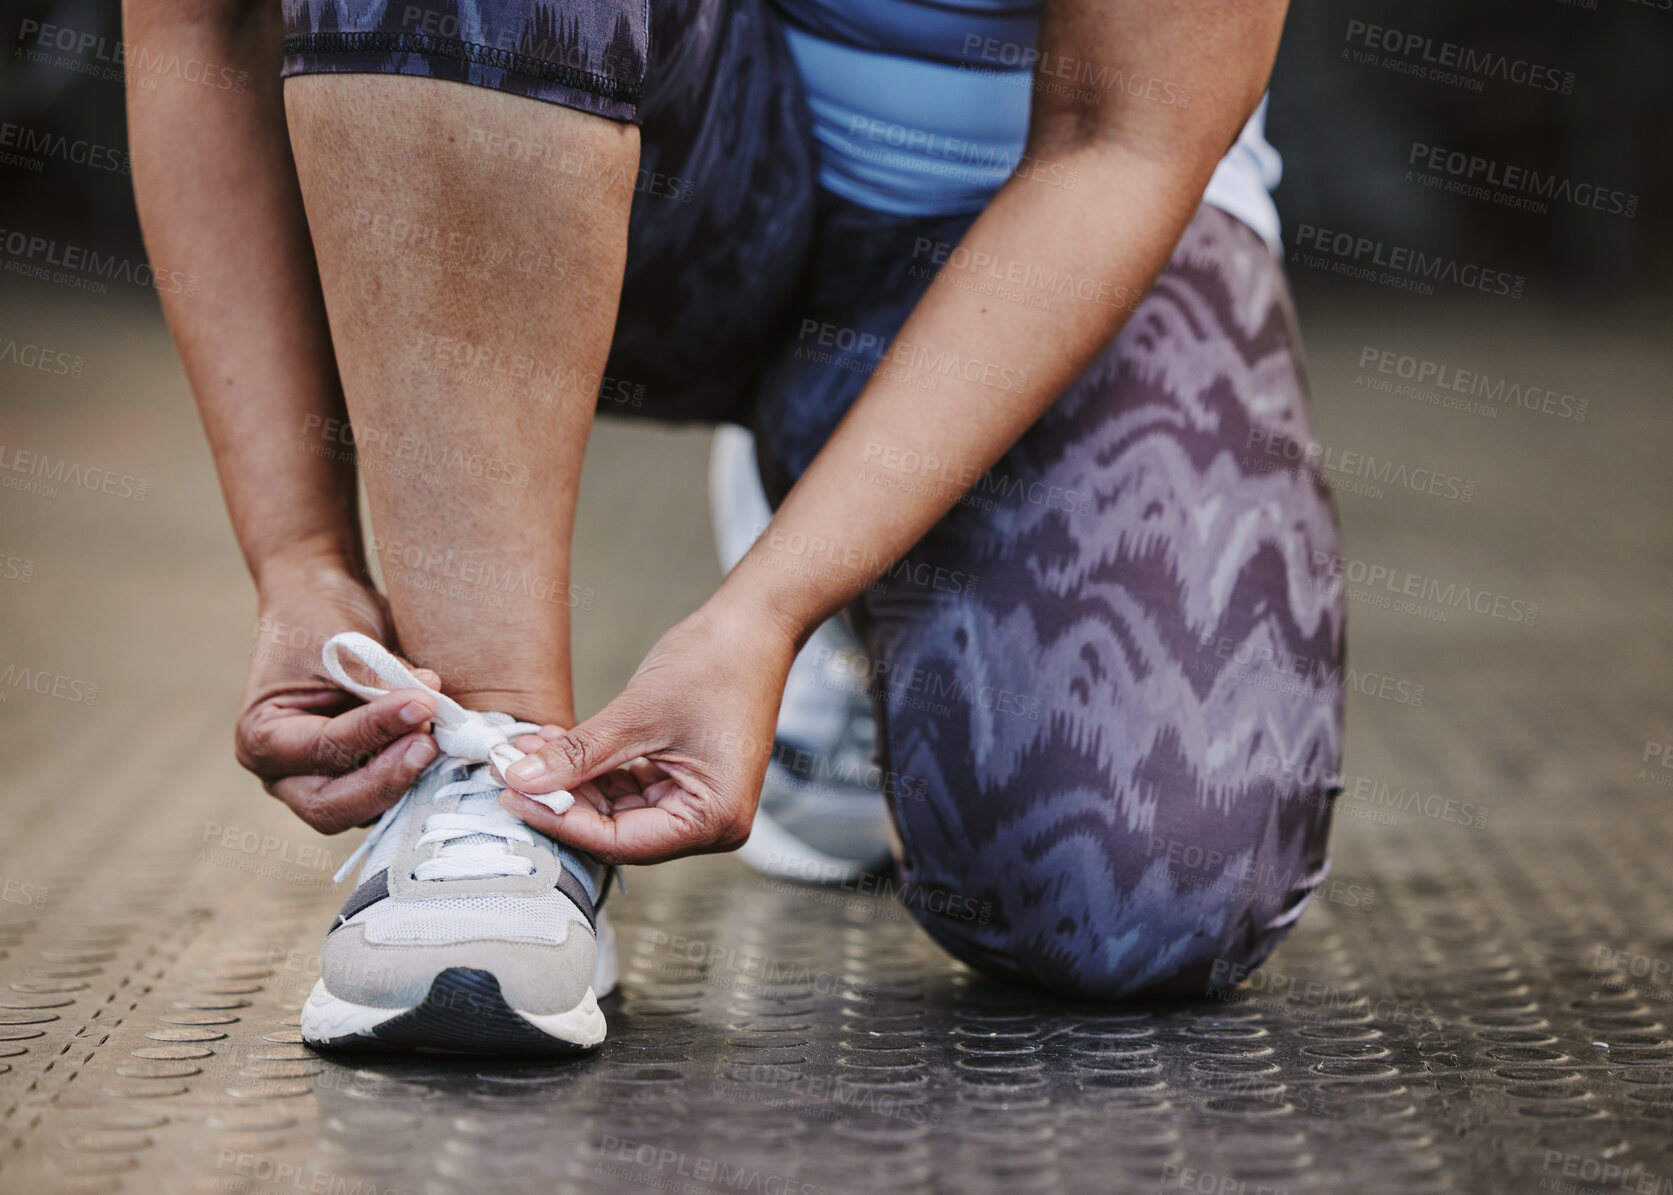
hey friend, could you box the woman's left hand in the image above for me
[497,596,799,864]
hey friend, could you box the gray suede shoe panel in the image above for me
[319,922,595,1015]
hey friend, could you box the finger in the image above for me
[588,761,659,803]
[499,786,738,865]
[270,690,438,776]
[502,702,656,795]
[499,789,690,863]
[569,760,676,811]
[565,780,615,817]
[271,733,437,834]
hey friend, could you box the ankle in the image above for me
[448,686,574,729]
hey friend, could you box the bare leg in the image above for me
[123,0,359,577]
[125,3,456,831]
[284,75,638,726]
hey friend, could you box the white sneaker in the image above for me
[299,633,615,1054]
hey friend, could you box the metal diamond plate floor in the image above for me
[2,284,1670,1195]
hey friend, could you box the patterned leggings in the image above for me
[282,0,1346,998]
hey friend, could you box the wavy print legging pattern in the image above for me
[752,200,1346,998]
[281,0,1346,1000]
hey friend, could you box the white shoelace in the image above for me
[321,632,573,885]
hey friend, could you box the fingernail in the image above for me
[399,701,431,725]
[403,740,437,770]
[506,755,547,784]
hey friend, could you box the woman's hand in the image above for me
[498,596,799,864]
[237,555,441,834]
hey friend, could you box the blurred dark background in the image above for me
[2,0,1670,298]
[1269,0,1672,296]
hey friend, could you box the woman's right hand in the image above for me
[237,555,440,834]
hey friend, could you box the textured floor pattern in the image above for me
[1,284,1670,1194]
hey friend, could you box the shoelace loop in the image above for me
[320,632,573,884]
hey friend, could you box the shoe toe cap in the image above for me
[320,918,595,1016]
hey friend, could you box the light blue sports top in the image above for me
[772,0,1284,253]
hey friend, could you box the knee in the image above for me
[898,856,1276,1002]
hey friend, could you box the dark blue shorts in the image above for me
[282,0,650,122]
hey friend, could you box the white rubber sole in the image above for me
[300,913,618,1052]
[299,979,606,1050]
[300,979,408,1041]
